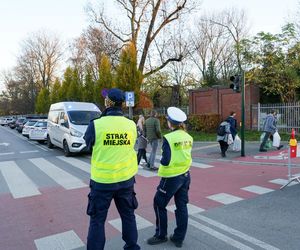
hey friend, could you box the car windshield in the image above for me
[68,111,101,125]
[25,121,37,126]
[34,121,47,127]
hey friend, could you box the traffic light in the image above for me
[229,75,241,93]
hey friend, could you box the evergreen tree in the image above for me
[83,68,95,103]
[95,54,114,106]
[115,42,143,101]
[50,78,61,104]
[35,88,50,114]
[59,67,73,101]
[67,68,82,101]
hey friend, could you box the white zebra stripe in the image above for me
[29,158,87,190]
[0,161,41,198]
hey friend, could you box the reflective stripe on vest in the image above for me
[158,130,193,178]
[91,116,138,183]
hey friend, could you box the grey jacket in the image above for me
[262,114,277,134]
[217,121,231,142]
[137,134,148,149]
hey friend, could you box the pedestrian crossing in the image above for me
[0,155,290,200]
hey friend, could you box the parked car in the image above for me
[0,117,14,126]
[22,120,38,137]
[16,118,27,133]
[47,102,101,156]
[8,118,17,129]
[29,120,48,143]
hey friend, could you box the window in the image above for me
[68,111,101,125]
[48,111,59,124]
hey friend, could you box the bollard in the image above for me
[290,128,297,158]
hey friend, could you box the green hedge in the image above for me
[133,113,221,133]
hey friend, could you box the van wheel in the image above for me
[47,135,54,148]
[63,140,71,157]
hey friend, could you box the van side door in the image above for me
[57,111,69,145]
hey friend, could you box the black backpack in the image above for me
[217,123,226,136]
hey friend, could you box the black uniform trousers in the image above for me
[153,171,191,242]
[87,185,140,250]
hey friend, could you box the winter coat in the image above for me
[262,114,277,135]
[226,116,237,138]
[144,117,162,141]
[216,121,231,143]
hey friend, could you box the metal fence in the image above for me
[138,106,189,116]
[252,103,300,133]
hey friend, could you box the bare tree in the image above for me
[86,0,198,78]
[20,30,63,90]
[69,26,120,81]
[208,8,248,72]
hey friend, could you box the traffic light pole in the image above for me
[241,70,245,157]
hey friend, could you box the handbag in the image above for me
[233,134,241,151]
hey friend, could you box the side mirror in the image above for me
[59,119,65,125]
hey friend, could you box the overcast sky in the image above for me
[0,0,299,91]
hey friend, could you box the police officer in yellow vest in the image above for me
[147,107,193,248]
[84,88,140,250]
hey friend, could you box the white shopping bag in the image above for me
[272,131,281,147]
[227,134,234,145]
[233,135,241,151]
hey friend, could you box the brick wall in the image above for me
[189,85,260,129]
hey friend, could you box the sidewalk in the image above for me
[191,141,300,167]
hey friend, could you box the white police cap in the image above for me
[167,107,187,125]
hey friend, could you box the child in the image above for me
[137,130,148,165]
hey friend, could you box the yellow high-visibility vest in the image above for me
[91,116,138,183]
[158,130,193,177]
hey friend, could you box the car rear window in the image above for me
[25,121,37,126]
[35,122,47,127]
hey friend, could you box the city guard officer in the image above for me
[147,107,193,248]
[84,88,140,250]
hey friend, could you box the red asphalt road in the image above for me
[0,155,291,250]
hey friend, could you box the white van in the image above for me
[47,102,101,156]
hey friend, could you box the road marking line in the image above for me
[137,168,157,177]
[192,162,214,169]
[56,156,90,174]
[167,203,205,214]
[20,150,39,154]
[0,161,40,198]
[0,152,14,155]
[109,214,153,232]
[207,193,244,204]
[241,185,274,194]
[192,144,219,151]
[34,230,85,250]
[188,218,254,250]
[29,158,87,190]
[269,178,296,186]
[192,214,280,250]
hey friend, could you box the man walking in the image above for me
[84,88,140,250]
[144,110,162,170]
[259,109,283,152]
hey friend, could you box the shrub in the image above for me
[187,113,221,132]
